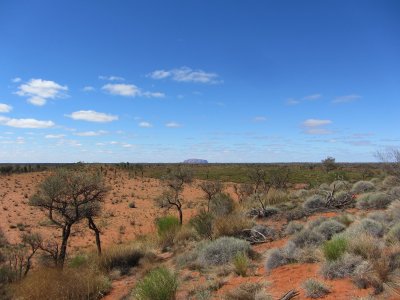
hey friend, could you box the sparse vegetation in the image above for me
[302,278,330,298]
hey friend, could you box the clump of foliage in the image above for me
[322,236,348,261]
[302,278,330,298]
[356,192,393,209]
[302,195,326,213]
[351,180,375,194]
[209,193,235,217]
[189,210,214,239]
[133,267,177,300]
[321,253,363,279]
[285,221,304,236]
[314,219,346,240]
[197,237,250,266]
[232,252,249,276]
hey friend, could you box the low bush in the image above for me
[347,234,383,260]
[356,193,393,210]
[285,207,307,221]
[303,195,326,213]
[190,210,214,239]
[225,282,271,300]
[155,216,180,250]
[13,267,111,300]
[197,237,250,266]
[359,218,385,238]
[382,176,400,188]
[387,223,400,242]
[214,213,253,238]
[335,214,354,227]
[96,244,144,275]
[265,242,297,271]
[285,221,304,235]
[330,180,349,191]
[322,236,348,261]
[315,219,346,240]
[291,229,325,248]
[209,193,235,217]
[232,252,249,276]
[389,186,400,198]
[302,278,330,298]
[321,253,363,279]
[351,181,375,194]
[388,200,400,221]
[133,267,177,300]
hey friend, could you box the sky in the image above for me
[0,0,399,163]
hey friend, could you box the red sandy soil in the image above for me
[0,172,394,299]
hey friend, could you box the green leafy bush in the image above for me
[133,267,177,300]
[190,210,213,239]
[232,252,249,276]
[322,236,348,261]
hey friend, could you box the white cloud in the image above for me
[74,130,107,136]
[253,116,267,122]
[302,119,332,127]
[165,122,182,128]
[102,83,165,98]
[82,86,95,92]
[16,78,68,106]
[139,121,153,128]
[122,143,134,148]
[302,94,322,101]
[45,134,65,139]
[0,116,55,128]
[332,94,361,104]
[66,110,118,123]
[0,103,12,113]
[99,75,125,81]
[12,77,21,83]
[302,118,333,135]
[148,67,221,84]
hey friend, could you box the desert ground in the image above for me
[1,164,399,300]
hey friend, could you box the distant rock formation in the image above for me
[183,159,208,164]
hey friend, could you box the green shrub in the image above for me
[322,236,348,261]
[387,223,400,242]
[356,193,393,209]
[232,252,249,276]
[68,254,89,268]
[351,181,375,194]
[197,237,250,266]
[133,267,177,300]
[156,216,180,236]
[302,278,330,298]
[190,210,213,239]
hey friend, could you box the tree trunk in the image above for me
[58,224,72,267]
[178,207,183,225]
[88,217,102,255]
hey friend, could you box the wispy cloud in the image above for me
[12,77,21,83]
[148,67,221,84]
[165,122,182,128]
[286,98,300,106]
[82,86,95,92]
[253,116,267,122]
[302,94,322,101]
[74,130,108,136]
[332,94,361,104]
[302,118,333,135]
[16,78,68,106]
[66,110,118,123]
[102,83,165,98]
[45,134,65,139]
[0,103,12,113]
[98,75,125,81]
[139,121,153,128]
[0,116,55,128]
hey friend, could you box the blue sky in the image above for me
[0,0,399,163]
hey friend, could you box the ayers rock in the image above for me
[183,159,208,164]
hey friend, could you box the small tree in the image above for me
[29,168,109,267]
[198,180,223,212]
[322,156,336,172]
[156,167,193,225]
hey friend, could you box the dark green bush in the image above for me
[322,236,348,261]
[133,267,177,300]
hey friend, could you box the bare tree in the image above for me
[198,180,223,211]
[233,183,253,203]
[375,148,400,178]
[156,167,193,224]
[29,168,109,267]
